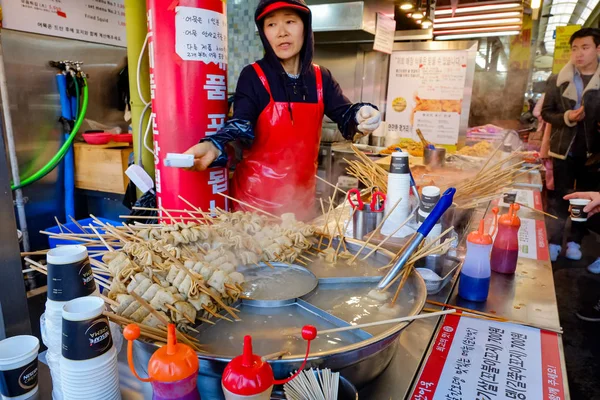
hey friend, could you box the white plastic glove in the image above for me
[356,106,381,134]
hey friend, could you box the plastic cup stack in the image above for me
[41,245,98,400]
[381,152,411,237]
[0,335,40,400]
[60,296,120,400]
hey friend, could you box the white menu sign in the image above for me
[175,6,228,66]
[373,13,395,55]
[1,0,126,47]
[385,50,468,145]
[411,314,566,400]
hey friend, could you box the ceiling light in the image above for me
[435,30,520,40]
[434,17,521,28]
[434,11,521,23]
[434,25,521,35]
[531,0,541,9]
[412,10,424,19]
[421,18,433,28]
[435,2,521,16]
[400,1,414,10]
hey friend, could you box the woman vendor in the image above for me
[184,0,381,220]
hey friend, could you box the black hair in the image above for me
[569,27,600,47]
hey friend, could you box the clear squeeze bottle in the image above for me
[459,219,493,302]
[491,203,521,274]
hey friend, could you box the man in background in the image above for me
[542,28,600,269]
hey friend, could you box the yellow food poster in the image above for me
[385,50,468,146]
[553,25,581,74]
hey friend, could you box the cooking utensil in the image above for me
[377,187,456,289]
[423,147,447,168]
[416,129,435,150]
[347,189,385,212]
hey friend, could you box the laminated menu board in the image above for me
[410,314,566,400]
[1,0,126,47]
[385,50,470,147]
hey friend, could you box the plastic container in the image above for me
[459,219,494,302]
[491,204,521,274]
[0,336,40,400]
[124,324,200,400]
[46,217,121,250]
[569,199,591,222]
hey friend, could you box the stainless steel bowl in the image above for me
[423,147,447,168]
[132,240,427,398]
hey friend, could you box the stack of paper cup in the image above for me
[60,296,120,400]
[0,335,40,400]
[42,245,98,399]
[382,152,412,237]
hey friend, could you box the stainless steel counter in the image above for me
[36,186,568,399]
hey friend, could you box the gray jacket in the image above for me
[541,61,600,160]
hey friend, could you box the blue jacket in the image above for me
[204,0,374,167]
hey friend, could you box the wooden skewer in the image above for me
[390,263,413,305]
[129,291,170,327]
[264,261,275,269]
[99,294,119,307]
[23,261,47,276]
[217,192,281,220]
[360,208,417,261]
[133,206,206,215]
[202,305,233,322]
[119,215,208,221]
[335,206,357,258]
[315,175,348,195]
[348,197,403,264]
[327,199,347,250]
[314,309,457,335]
[426,300,508,321]
[261,350,290,361]
[516,202,558,219]
[197,317,216,325]
[69,215,90,234]
[319,193,336,249]
[165,304,196,324]
[88,224,115,252]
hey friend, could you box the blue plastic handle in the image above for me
[417,187,456,236]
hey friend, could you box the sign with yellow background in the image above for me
[553,25,581,74]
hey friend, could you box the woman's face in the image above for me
[263,9,305,61]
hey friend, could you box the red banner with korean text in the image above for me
[147,0,228,215]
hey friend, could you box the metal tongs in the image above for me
[377,187,456,289]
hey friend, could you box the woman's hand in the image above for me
[183,141,221,172]
[356,106,381,134]
[564,192,600,217]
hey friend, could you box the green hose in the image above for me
[11,76,88,191]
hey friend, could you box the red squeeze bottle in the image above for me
[221,326,318,400]
[490,203,521,274]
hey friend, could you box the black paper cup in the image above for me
[569,199,591,222]
[0,336,39,399]
[46,245,96,302]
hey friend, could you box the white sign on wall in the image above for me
[175,6,228,66]
[385,50,468,145]
[1,0,126,47]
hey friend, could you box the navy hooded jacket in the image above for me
[204,0,375,167]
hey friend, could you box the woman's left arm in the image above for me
[321,67,381,140]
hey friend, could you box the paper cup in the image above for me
[47,245,97,302]
[62,376,120,400]
[569,199,591,222]
[60,347,117,375]
[0,336,40,400]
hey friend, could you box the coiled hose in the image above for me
[11,75,88,190]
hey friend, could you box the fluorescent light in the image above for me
[412,10,424,19]
[531,0,541,9]
[416,19,422,23]
[434,25,521,35]
[434,11,521,23]
[436,30,520,40]
[421,18,433,28]
[435,2,521,15]
[434,17,521,28]
[400,1,414,10]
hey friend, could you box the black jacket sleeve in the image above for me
[321,67,377,140]
[201,66,268,167]
[541,76,574,128]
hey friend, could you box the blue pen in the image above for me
[377,187,456,289]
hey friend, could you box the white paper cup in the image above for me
[60,347,117,375]
[0,336,40,400]
[47,245,97,302]
[569,199,591,222]
[62,376,120,400]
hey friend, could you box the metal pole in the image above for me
[0,28,30,252]
[0,104,32,338]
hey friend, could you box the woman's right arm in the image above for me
[185,66,266,171]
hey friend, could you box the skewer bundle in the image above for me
[345,145,388,192]
[284,368,340,400]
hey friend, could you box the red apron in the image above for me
[231,63,324,221]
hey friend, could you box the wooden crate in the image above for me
[73,142,132,194]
